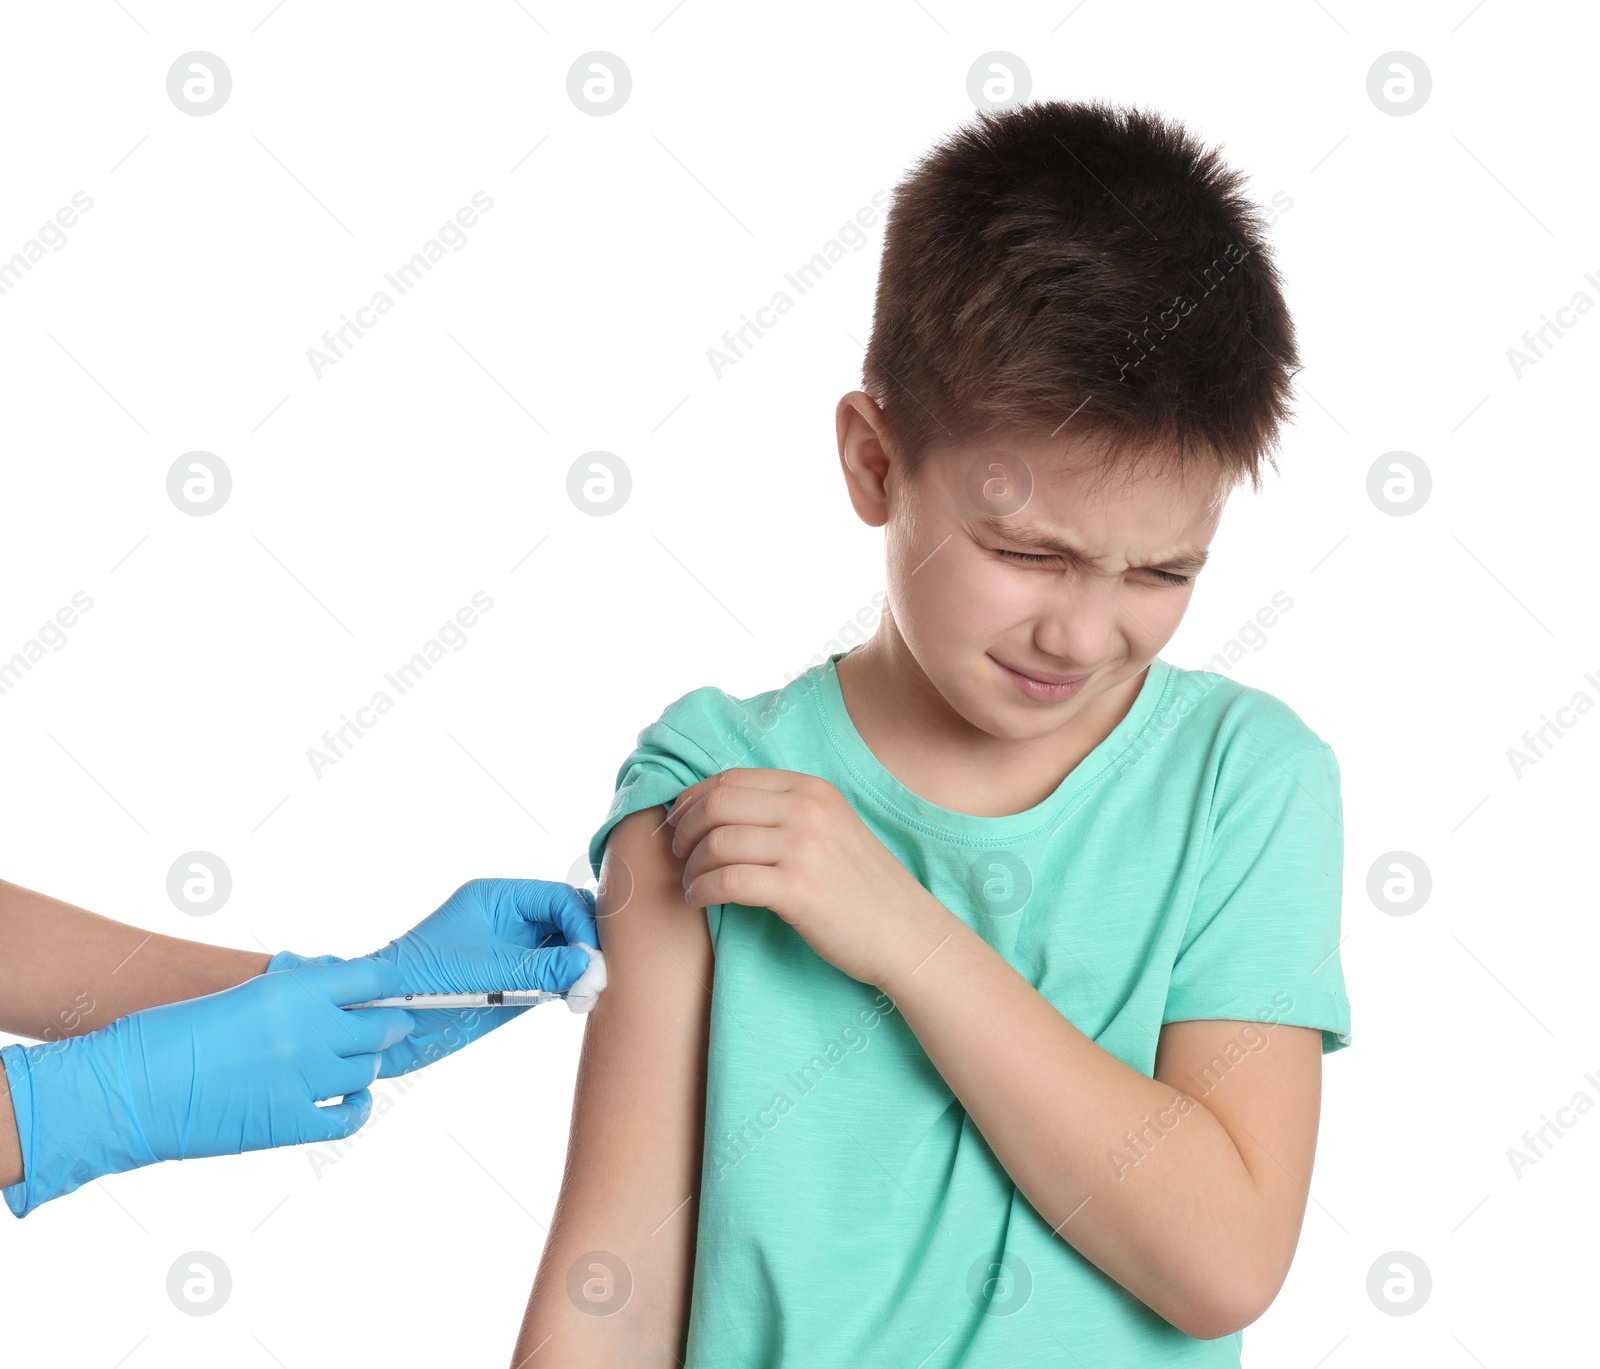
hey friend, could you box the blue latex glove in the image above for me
[1,959,414,1218]
[268,878,598,1079]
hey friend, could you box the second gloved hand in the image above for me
[1,959,414,1219]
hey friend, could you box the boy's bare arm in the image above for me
[512,806,713,1367]
[881,900,1320,1342]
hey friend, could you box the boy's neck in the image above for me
[835,623,1148,819]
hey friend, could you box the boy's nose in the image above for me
[1033,601,1121,667]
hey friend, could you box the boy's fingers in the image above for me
[670,789,788,850]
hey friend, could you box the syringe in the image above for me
[343,990,567,1010]
[344,944,608,1016]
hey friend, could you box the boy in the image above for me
[514,99,1351,1366]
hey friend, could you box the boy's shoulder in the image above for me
[636,660,832,772]
[636,656,1335,779]
[1161,658,1334,764]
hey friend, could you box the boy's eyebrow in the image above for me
[976,515,1211,573]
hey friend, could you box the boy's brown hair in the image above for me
[862,99,1301,495]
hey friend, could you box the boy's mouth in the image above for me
[989,654,1090,701]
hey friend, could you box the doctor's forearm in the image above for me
[0,879,269,1041]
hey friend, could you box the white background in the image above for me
[1,1,1595,1364]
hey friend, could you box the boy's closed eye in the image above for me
[991,545,1194,585]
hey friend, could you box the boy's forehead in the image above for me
[926,434,1229,524]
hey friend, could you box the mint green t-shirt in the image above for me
[588,648,1351,1368]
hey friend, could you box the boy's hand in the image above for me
[666,768,941,986]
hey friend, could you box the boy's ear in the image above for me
[836,391,893,529]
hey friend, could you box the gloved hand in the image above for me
[1,958,414,1218]
[268,878,598,1079]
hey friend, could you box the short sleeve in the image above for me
[588,715,722,882]
[1164,740,1352,1054]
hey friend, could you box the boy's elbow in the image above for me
[1169,1298,1254,1343]
[1169,1264,1283,1341]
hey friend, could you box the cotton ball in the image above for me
[565,942,608,1014]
